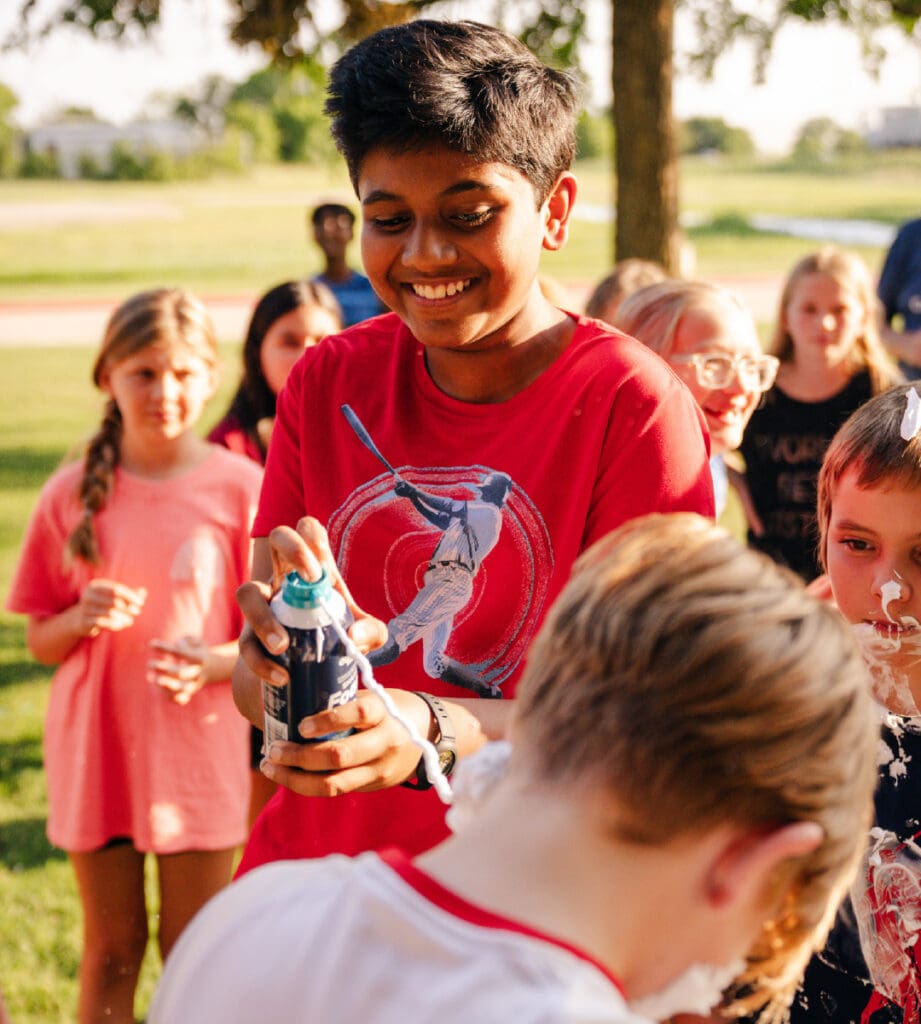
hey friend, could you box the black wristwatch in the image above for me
[401,692,457,790]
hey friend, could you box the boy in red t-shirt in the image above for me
[232,19,714,871]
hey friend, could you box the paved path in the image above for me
[0,276,780,348]
[0,293,262,348]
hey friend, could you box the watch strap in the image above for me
[401,692,456,791]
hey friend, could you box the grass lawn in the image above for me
[1,150,920,1020]
[3,152,921,307]
[0,165,349,303]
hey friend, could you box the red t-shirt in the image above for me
[239,312,713,872]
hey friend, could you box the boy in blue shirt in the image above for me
[310,201,386,326]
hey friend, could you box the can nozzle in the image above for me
[281,570,333,609]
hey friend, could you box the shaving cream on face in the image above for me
[629,958,747,1019]
[877,577,921,631]
[881,578,902,624]
[852,623,921,718]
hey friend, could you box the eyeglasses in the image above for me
[669,352,780,392]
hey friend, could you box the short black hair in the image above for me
[325,20,581,205]
[310,203,355,227]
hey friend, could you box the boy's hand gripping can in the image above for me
[262,570,358,744]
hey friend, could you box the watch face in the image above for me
[439,749,457,777]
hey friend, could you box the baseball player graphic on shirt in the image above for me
[333,404,549,698]
[367,470,512,697]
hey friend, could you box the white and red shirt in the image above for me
[150,848,649,1024]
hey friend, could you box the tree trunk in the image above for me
[611,0,681,273]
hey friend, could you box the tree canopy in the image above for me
[10,1,918,72]
[8,0,920,268]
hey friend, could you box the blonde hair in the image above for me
[513,513,877,1022]
[613,278,754,359]
[585,258,669,323]
[67,288,218,565]
[771,246,900,395]
[816,383,921,569]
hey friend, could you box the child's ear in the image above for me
[541,172,577,252]
[705,822,823,909]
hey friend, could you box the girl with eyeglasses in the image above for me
[615,278,777,519]
[737,247,902,582]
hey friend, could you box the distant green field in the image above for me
[2,153,920,304]
[0,164,351,302]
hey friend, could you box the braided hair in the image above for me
[66,288,217,565]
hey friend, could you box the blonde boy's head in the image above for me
[513,513,878,1020]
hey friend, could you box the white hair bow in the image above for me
[900,387,921,442]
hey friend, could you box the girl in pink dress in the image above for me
[6,288,262,1024]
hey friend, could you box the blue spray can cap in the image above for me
[280,570,334,609]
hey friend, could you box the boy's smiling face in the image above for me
[357,145,573,356]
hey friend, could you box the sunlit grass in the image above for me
[3,153,920,304]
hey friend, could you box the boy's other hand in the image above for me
[259,688,433,796]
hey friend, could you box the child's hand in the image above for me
[148,636,210,705]
[260,688,434,795]
[256,416,274,450]
[78,579,147,637]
